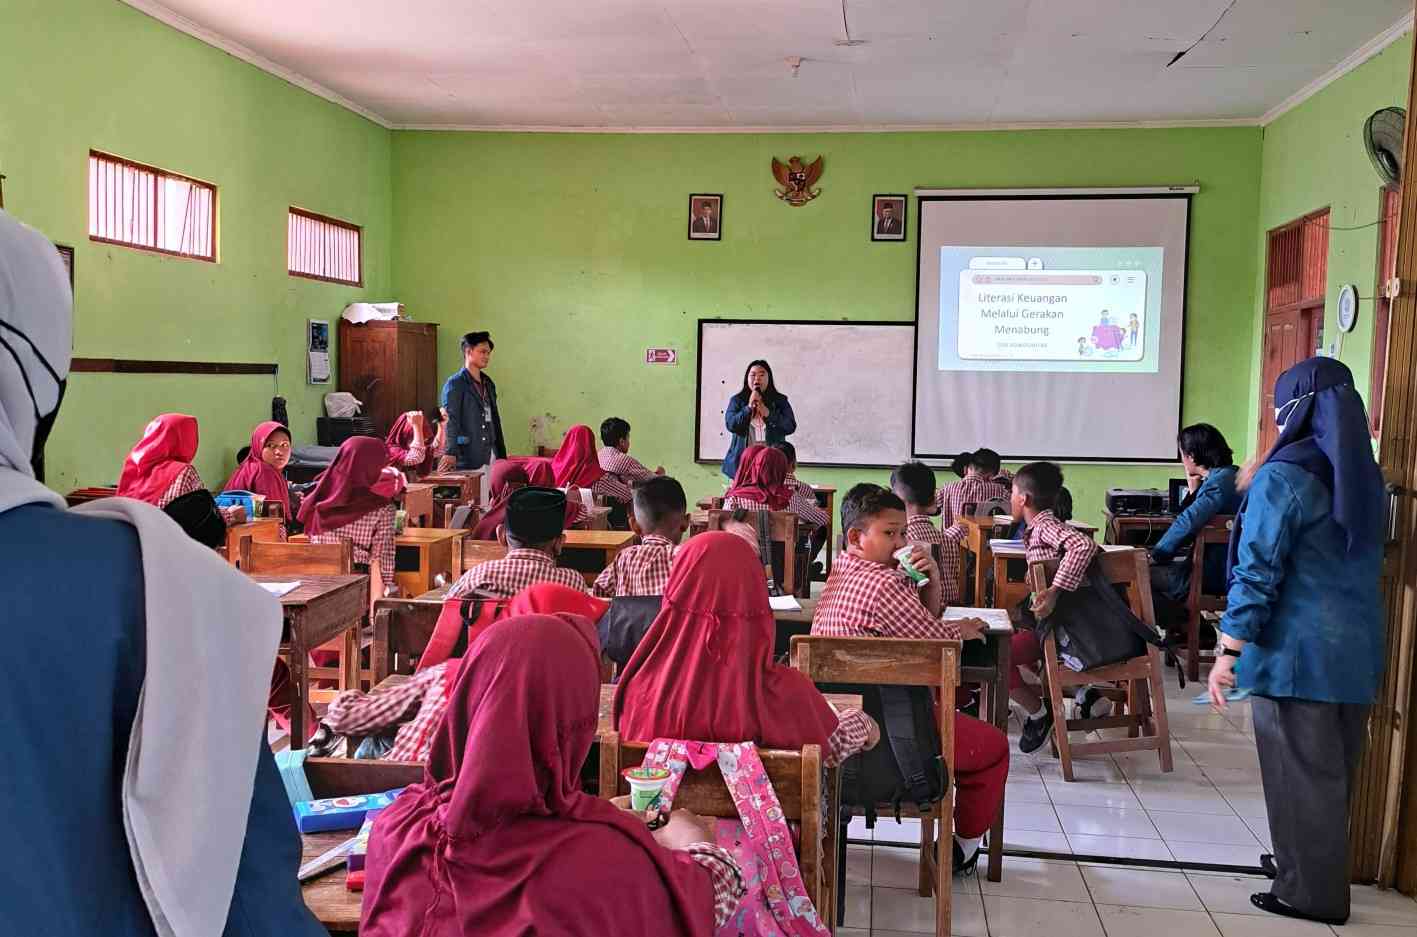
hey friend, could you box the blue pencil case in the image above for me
[294,789,404,834]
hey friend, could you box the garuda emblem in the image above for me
[771,156,823,206]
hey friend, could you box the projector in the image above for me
[1106,488,1168,515]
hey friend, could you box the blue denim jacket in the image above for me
[1152,465,1241,564]
[721,393,797,479]
[1220,462,1384,703]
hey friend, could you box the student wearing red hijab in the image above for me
[615,532,878,763]
[224,421,295,525]
[553,424,633,507]
[300,437,400,597]
[472,460,584,540]
[117,413,203,508]
[325,583,607,762]
[360,612,745,936]
[384,410,441,478]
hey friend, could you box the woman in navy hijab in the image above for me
[1209,357,1385,925]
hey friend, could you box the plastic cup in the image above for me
[394,509,408,534]
[622,766,671,812]
[895,546,928,587]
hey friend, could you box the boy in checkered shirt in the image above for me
[593,476,687,597]
[1009,461,1099,753]
[890,460,966,606]
[597,416,663,486]
[935,447,1011,527]
[450,486,590,598]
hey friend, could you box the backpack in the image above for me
[418,594,511,672]
[819,682,947,823]
[1016,560,1163,672]
[597,595,662,668]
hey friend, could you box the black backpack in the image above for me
[597,595,663,668]
[820,682,947,824]
[1016,559,1164,672]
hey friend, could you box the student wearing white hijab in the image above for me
[0,209,324,937]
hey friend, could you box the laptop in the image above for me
[1167,478,1189,515]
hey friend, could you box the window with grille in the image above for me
[288,208,362,286]
[88,151,216,262]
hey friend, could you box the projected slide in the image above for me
[937,246,1164,374]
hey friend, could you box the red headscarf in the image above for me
[551,425,606,489]
[223,421,292,521]
[297,436,393,535]
[471,460,530,541]
[525,457,557,488]
[615,532,838,750]
[117,413,199,505]
[725,444,792,511]
[361,613,716,937]
[384,413,437,477]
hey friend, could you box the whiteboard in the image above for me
[695,320,914,468]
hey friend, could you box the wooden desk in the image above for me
[1103,511,1174,547]
[810,485,837,573]
[401,482,434,528]
[421,472,480,528]
[689,510,709,537]
[956,513,1011,605]
[393,528,466,596]
[255,574,368,749]
[583,505,612,530]
[455,540,508,577]
[64,485,117,507]
[560,529,637,585]
[225,518,285,568]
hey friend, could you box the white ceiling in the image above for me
[126,0,1414,129]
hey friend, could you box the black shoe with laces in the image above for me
[1019,706,1053,754]
[953,838,982,877]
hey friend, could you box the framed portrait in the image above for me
[871,194,906,241]
[688,193,722,241]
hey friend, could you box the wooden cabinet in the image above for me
[338,320,439,437]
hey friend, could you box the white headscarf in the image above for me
[0,209,284,937]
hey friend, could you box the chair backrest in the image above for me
[706,508,799,593]
[1187,514,1234,612]
[226,519,285,568]
[371,597,444,679]
[599,735,825,922]
[454,540,509,577]
[240,538,353,576]
[304,756,425,797]
[1026,546,1156,628]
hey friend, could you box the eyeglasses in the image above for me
[263,441,292,453]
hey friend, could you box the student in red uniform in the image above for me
[722,444,790,511]
[891,460,965,606]
[118,413,204,508]
[324,584,608,762]
[384,410,441,478]
[451,486,590,598]
[522,457,589,528]
[361,611,743,937]
[224,421,296,527]
[813,484,1007,872]
[554,423,633,527]
[598,416,663,485]
[1008,461,1100,753]
[299,436,401,600]
[593,476,687,598]
[935,447,1011,527]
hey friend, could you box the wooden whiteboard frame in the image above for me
[694,317,914,469]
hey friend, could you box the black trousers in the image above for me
[1252,694,1371,921]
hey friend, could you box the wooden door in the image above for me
[1259,209,1329,451]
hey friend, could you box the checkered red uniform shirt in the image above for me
[591,473,634,505]
[597,446,657,485]
[158,464,204,508]
[826,707,876,767]
[905,513,965,606]
[324,663,449,762]
[391,439,427,468]
[785,474,828,528]
[812,551,961,640]
[935,473,1011,527]
[684,844,747,927]
[309,503,397,586]
[449,547,590,598]
[592,534,676,597]
[1024,509,1098,592]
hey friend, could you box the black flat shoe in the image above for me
[1259,853,1277,879]
[1249,892,1346,926]
[1019,706,1053,754]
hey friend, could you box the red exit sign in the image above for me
[645,348,678,365]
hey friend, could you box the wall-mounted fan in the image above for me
[1365,107,1406,185]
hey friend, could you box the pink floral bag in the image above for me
[642,739,830,937]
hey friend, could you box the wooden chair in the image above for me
[370,597,444,682]
[1175,515,1234,683]
[790,635,961,937]
[706,508,802,596]
[1027,548,1174,782]
[225,518,285,568]
[240,539,367,697]
[599,736,833,933]
[401,483,434,528]
[453,540,509,578]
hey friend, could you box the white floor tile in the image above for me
[831,928,869,937]
[1201,766,1266,794]
[1186,873,1271,916]
[1004,829,1074,854]
[1067,834,1175,862]
[871,884,968,934]
[1046,778,1145,810]
[872,817,922,847]
[1349,885,1417,925]
[1220,792,1270,821]
[981,895,1106,937]
[980,856,1091,902]
[847,843,870,884]
[842,882,871,925]
[1004,800,1063,833]
[871,845,979,897]
[1129,782,1236,816]
[1150,810,1261,846]
[1058,805,1161,839]
[1337,924,1417,937]
[1081,865,1203,910]
[1094,905,1221,937]
[1166,841,1266,869]
[1006,779,1055,805]
[1037,758,1130,784]
[1180,742,1263,772]
[1242,816,1272,851]
[1209,911,1333,936]
[847,814,872,842]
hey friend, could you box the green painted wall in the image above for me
[0,0,393,492]
[391,128,1262,528]
[1251,36,1412,449]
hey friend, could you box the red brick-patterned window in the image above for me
[88,151,216,262]
[288,207,362,287]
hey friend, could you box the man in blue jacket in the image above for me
[440,331,507,471]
